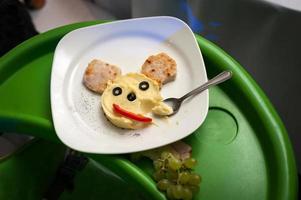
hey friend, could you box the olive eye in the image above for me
[112,87,122,96]
[139,81,149,91]
[127,92,136,101]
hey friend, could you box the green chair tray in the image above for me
[0,21,297,200]
[0,139,65,199]
[0,139,143,200]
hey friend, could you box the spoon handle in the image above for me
[179,71,232,101]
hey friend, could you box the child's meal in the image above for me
[83,53,176,129]
[82,52,201,200]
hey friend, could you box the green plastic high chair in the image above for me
[0,21,297,200]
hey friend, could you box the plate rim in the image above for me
[50,16,209,154]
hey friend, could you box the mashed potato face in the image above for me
[101,73,172,129]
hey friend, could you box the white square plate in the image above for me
[51,16,208,154]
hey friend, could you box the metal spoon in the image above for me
[164,71,232,116]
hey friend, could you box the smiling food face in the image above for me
[101,73,172,129]
[83,54,176,130]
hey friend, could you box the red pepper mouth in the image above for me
[113,104,152,123]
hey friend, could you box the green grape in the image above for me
[178,172,190,184]
[188,174,201,186]
[166,170,178,181]
[172,184,184,199]
[153,170,165,181]
[167,156,182,171]
[153,160,163,170]
[161,151,171,159]
[149,148,201,200]
[188,185,200,194]
[166,186,174,199]
[182,187,193,200]
[157,179,171,191]
[183,158,197,169]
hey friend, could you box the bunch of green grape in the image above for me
[153,151,201,200]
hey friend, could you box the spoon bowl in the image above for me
[163,97,182,116]
[164,71,232,116]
